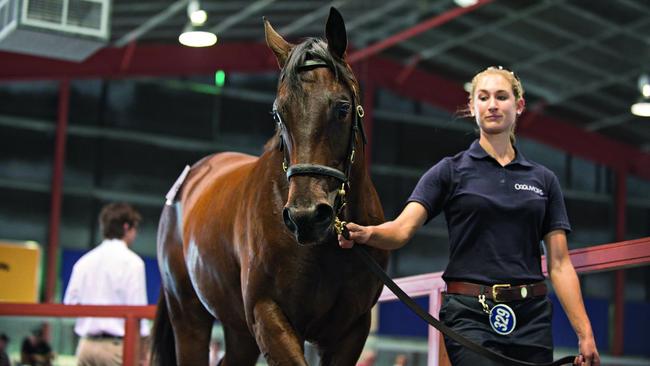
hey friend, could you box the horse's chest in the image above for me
[272,261,375,322]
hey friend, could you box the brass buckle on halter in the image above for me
[334,217,347,236]
[492,284,510,303]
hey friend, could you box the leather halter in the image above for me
[272,59,366,231]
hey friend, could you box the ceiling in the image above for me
[104,0,650,152]
[1,0,649,165]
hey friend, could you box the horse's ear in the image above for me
[325,7,347,60]
[264,17,292,69]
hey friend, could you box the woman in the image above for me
[338,66,600,366]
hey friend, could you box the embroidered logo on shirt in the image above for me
[514,183,544,196]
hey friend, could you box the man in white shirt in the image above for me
[64,202,149,366]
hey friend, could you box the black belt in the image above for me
[352,245,575,366]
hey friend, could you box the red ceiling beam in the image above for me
[1,43,649,180]
[348,0,493,64]
[365,57,650,181]
[0,43,276,81]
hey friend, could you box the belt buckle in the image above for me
[492,283,510,302]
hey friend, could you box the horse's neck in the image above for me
[260,149,289,191]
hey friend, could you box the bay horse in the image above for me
[151,8,388,366]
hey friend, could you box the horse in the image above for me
[151,8,389,366]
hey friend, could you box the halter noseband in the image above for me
[272,59,366,235]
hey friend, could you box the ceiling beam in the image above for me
[209,0,276,34]
[586,113,635,132]
[0,114,261,154]
[345,0,409,32]
[416,0,557,60]
[348,0,493,64]
[554,67,643,104]
[1,43,649,180]
[113,0,189,47]
[277,0,349,37]
[448,9,630,111]
[353,11,418,47]
[364,57,650,180]
[515,15,650,73]
[0,43,276,80]
[562,2,650,45]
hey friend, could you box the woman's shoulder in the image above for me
[520,158,561,184]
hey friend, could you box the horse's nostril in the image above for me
[283,207,297,232]
[313,203,334,226]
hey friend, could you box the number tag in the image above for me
[489,304,516,335]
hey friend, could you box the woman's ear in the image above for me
[516,97,526,116]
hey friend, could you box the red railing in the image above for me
[1,237,649,366]
[0,304,156,366]
[377,236,650,366]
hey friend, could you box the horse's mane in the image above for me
[264,38,359,153]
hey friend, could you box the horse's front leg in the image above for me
[318,311,371,366]
[250,299,308,366]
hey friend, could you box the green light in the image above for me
[215,70,226,87]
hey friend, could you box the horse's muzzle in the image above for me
[283,203,335,245]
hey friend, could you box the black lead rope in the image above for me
[352,246,576,366]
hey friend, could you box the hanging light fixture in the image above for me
[631,74,650,117]
[179,0,217,47]
[454,0,478,7]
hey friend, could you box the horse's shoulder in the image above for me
[197,151,257,170]
[180,152,258,207]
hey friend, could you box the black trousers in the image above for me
[440,293,554,366]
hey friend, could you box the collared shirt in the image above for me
[63,239,150,337]
[408,140,571,285]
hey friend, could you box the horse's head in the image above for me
[265,8,366,246]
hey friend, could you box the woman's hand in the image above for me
[574,334,600,366]
[338,222,371,248]
[337,203,427,250]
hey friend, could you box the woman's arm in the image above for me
[338,202,428,250]
[545,230,600,366]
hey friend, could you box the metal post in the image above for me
[612,168,627,355]
[123,314,139,366]
[45,79,69,303]
[427,290,441,366]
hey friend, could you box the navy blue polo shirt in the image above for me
[408,140,571,285]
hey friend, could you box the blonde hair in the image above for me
[467,66,525,144]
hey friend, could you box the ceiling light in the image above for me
[179,23,217,47]
[631,98,650,117]
[631,74,650,117]
[190,9,207,25]
[454,0,478,7]
[179,0,216,47]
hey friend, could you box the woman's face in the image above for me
[470,73,524,136]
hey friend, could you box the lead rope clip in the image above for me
[478,294,490,314]
[334,217,347,236]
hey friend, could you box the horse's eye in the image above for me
[336,102,351,119]
[271,110,282,124]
